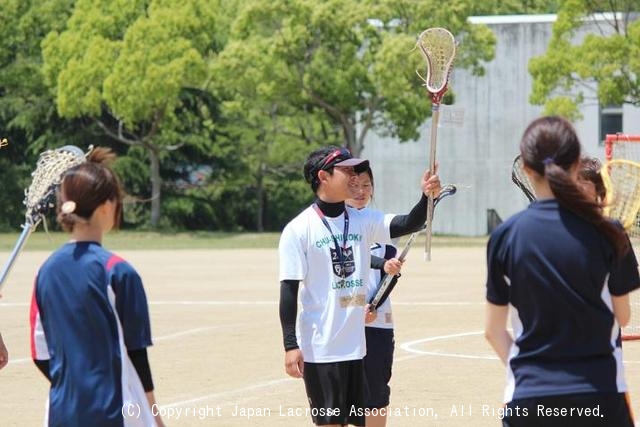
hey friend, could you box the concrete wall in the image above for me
[361,14,639,236]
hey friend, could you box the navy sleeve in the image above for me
[485,228,510,305]
[370,255,386,270]
[608,236,640,296]
[109,260,153,351]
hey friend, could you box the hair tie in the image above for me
[542,157,555,166]
[61,201,76,214]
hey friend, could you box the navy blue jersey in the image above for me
[30,242,155,427]
[486,200,640,402]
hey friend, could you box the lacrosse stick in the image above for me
[416,27,456,261]
[511,155,536,202]
[0,145,88,290]
[0,138,7,149]
[369,184,457,310]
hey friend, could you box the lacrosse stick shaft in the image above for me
[370,231,420,308]
[0,223,35,290]
[369,185,456,309]
[424,104,441,261]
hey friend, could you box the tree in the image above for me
[41,0,222,227]
[220,0,497,157]
[473,0,559,14]
[0,0,101,230]
[207,0,499,230]
[210,37,326,231]
[529,0,640,119]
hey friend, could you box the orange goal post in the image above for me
[604,134,640,340]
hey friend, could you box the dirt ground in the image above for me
[0,246,638,426]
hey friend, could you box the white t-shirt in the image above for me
[366,241,398,330]
[279,205,394,363]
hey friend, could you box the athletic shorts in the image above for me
[502,392,635,427]
[302,359,365,426]
[363,327,394,408]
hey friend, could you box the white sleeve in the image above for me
[278,222,307,282]
[30,288,50,360]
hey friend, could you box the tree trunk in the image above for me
[343,115,363,156]
[148,147,162,228]
[256,166,265,232]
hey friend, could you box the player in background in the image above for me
[346,166,401,427]
[30,147,164,427]
[578,156,606,203]
[279,146,440,427]
[485,116,639,427]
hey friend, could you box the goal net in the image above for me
[604,134,640,340]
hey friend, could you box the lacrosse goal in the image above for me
[604,134,640,340]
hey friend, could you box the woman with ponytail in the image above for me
[484,116,639,427]
[29,147,164,427]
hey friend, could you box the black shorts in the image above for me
[502,392,635,427]
[363,327,394,408]
[303,359,365,426]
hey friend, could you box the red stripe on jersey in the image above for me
[106,254,124,272]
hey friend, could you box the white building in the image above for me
[362,14,640,236]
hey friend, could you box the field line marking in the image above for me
[0,300,481,307]
[162,378,296,408]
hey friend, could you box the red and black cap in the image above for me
[316,147,369,173]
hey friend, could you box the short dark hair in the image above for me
[579,156,605,202]
[303,146,340,193]
[303,146,369,193]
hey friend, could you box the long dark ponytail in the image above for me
[520,116,629,257]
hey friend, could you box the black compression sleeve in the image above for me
[33,359,50,381]
[279,280,300,351]
[390,194,429,238]
[370,255,386,271]
[128,348,154,392]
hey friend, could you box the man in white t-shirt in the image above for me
[278,146,441,427]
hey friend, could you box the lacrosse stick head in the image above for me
[24,145,88,227]
[416,28,456,104]
[433,184,457,207]
[601,159,640,230]
[511,155,536,202]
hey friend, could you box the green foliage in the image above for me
[0,0,82,150]
[0,0,503,232]
[529,0,640,120]
[40,0,224,227]
[217,0,496,159]
[0,158,30,231]
[472,0,559,14]
[367,0,497,78]
[43,0,217,128]
[185,0,498,229]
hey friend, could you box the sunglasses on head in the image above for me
[320,148,351,170]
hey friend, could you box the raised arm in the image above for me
[390,169,441,238]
